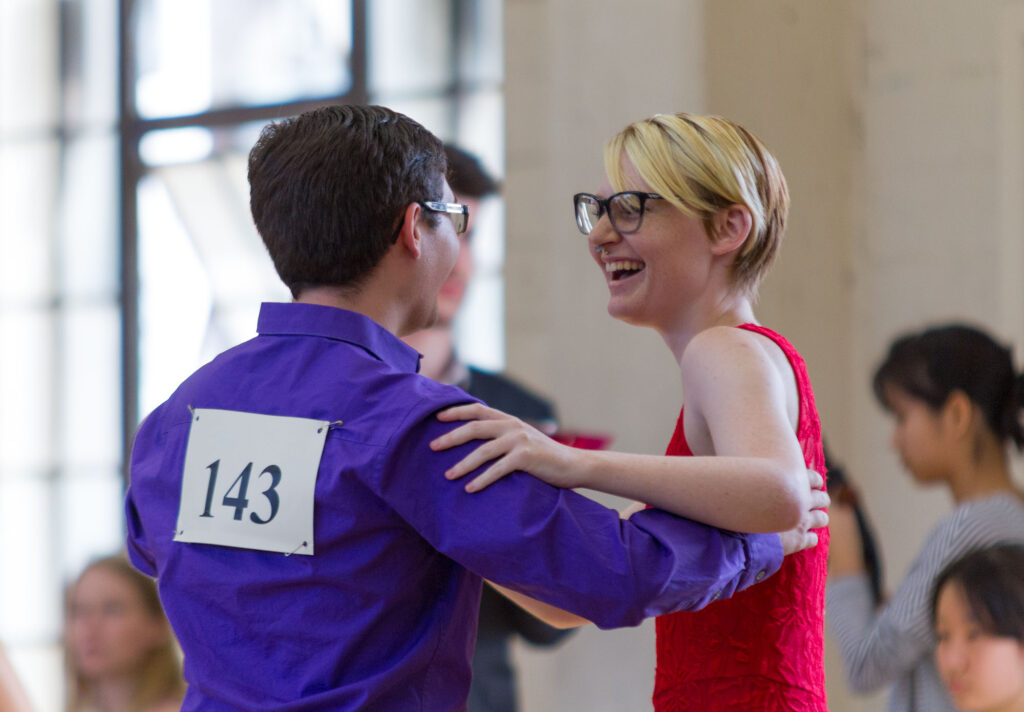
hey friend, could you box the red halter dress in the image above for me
[653,324,829,711]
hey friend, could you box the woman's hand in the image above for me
[431,403,587,492]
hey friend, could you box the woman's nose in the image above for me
[588,217,619,252]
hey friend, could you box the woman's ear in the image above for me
[709,204,753,256]
[941,390,975,440]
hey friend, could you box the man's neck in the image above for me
[402,327,457,381]
[297,283,415,336]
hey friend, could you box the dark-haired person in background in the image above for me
[931,543,1024,712]
[403,145,572,712]
[124,104,823,711]
[828,324,1024,712]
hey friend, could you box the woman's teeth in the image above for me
[605,260,645,280]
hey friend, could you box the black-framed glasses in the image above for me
[420,201,470,234]
[573,191,664,235]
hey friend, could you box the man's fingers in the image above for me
[807,469,824,490]
[807,509,829,530]
[808,489,831,510]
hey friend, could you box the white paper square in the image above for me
[174,408,329,556]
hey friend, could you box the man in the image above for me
[404,145,569,712]
[125,105,826,711]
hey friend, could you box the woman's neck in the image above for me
[947,443,1020,504]
[91,676,137,712]
[659,291,757,366]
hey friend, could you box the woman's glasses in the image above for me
[573,191,664,235]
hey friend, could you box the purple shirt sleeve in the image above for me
[372,407,783,629]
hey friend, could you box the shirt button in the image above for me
[755,570,767,582]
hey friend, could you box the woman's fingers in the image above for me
[465,460,518,493]
[431,419,513,451]
[436,403,504,422]
[443,437,514,480]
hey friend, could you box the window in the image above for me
[0,1,503,708]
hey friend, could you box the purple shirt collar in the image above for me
[257,302,423,374]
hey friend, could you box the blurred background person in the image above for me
[828,324,1024,711]
[931,543,1024,712]
[65,556,184,712]
[403,144,572,712]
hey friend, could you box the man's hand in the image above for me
[779,469,830,556]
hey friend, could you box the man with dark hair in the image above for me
[125,104,819,711]
[404,145,570,712]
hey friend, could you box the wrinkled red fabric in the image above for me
[653,325,829,711]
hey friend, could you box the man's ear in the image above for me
[709,204,753,256]
[395,202,425,259]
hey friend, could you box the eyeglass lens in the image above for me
[451,211,467,234]
[575,193,646,235]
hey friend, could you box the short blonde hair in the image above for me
[605,113,789,295]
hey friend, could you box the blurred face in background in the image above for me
[67,565,168,680]
[435,196,480,327]
[884,386,951,486]
[935,581,1024,712]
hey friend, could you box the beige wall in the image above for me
[504,1,1024,710]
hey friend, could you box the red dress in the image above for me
[653,324,829,711]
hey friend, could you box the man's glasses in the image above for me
[572,191,664,235]
[420,201,469,234]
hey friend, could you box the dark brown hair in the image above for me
[443,144,499,199]
[248,104,447,297]
[873,324,1024,449]
[931,543,1024,642]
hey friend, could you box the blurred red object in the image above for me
[550,430,613,450]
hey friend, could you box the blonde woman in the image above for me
[66,556,184,712]
[435,113,830,710]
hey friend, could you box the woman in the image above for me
[66,556,184,712]
[433,113,830,709]
[828,325,1024,711]
[932,544,1024,712]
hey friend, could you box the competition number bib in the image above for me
[174,408,329,556]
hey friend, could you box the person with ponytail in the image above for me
[828,324,1024,712]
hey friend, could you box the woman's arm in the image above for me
[433,328,820,533]
[486,582,590,629]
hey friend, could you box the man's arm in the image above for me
[375,401,784,629]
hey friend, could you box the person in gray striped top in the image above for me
[827,324,1024,712]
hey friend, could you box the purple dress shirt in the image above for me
[125,302,782,711]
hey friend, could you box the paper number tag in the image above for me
[174,409,329,556]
